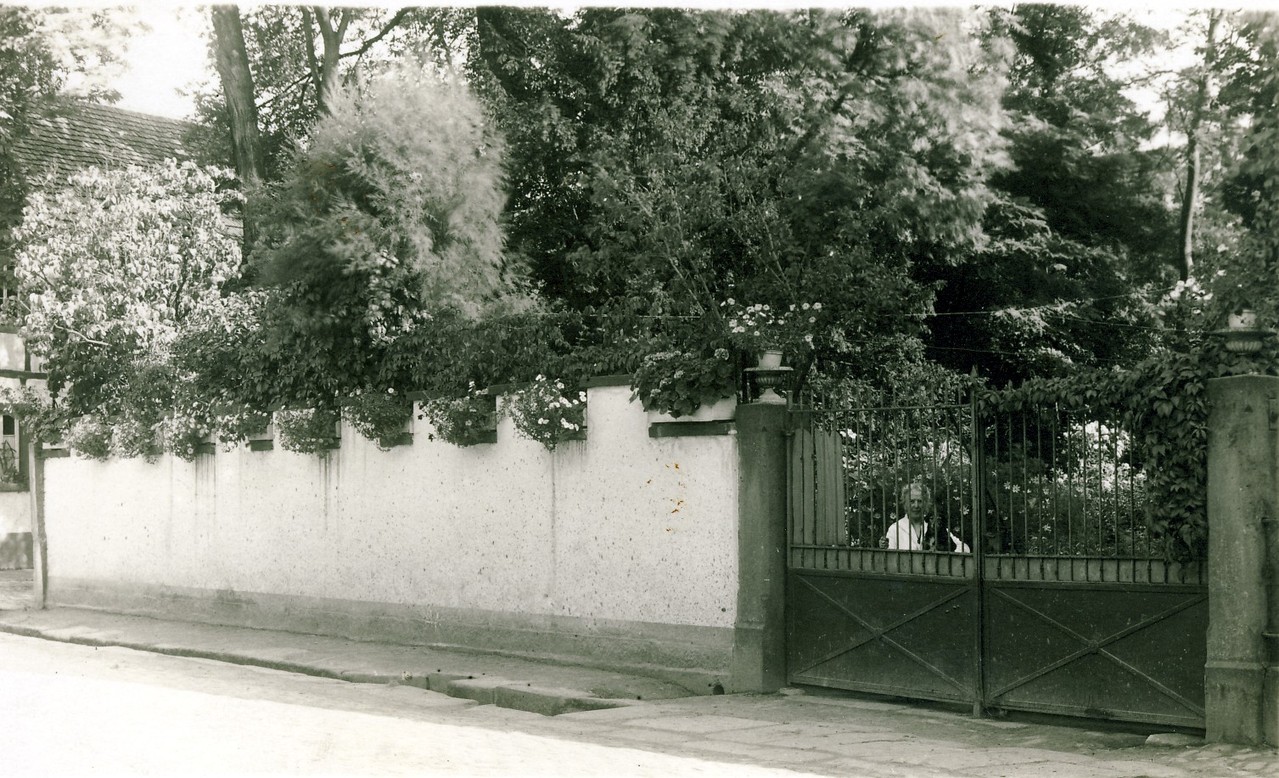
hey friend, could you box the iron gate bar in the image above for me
[986,586,1207,715]
[791,574,973,694]
[970,390,987,718]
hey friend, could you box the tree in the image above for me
[209,6,263,190]
[1211,13,1279,321]
[11,161,241,455]
[467,8,1012,396]
[918,6,1181,386]
[1175,10,1222,282]
[200,6,467,180]
[243,62,513,409]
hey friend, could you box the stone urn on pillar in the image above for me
[757,349,784,370]
[746,350,791,405]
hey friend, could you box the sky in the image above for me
[112,5,210,119]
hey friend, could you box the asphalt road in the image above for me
[0,632,810,777]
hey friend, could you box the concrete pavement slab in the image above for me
[623,714,779,734]
[818,756,966,778]
[705,722,869,743]
[689,739,837,764]
[607,727,713,747]
[770,731,923,751]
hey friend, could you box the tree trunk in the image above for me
[210,5,264,259]
[1178,11,1221,282]
[1179,136,1201,283]
[310,7,349,116]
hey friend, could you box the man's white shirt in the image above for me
[883,516,971,553]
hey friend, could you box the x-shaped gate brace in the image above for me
[791,574,974,697]
[986,586,1207,717]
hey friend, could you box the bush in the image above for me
[419,383,498,447]
[275,408,341,454]
[630,348,736,417]
[506,375,586,451]
[254,62,514,336]
[64,416,112,460]
[344,390,413,448]
[160,412,209,462]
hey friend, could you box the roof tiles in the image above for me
[12,101,193,186]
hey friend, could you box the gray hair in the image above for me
[900,482,932,504]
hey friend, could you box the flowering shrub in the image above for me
[209,406,273,446]
[160,411,210,462]
[344,389,413,448]
[64,416,112,460]
[506,375,586,451]
[631,348,736,417]
[14,161,240,362]
[419,383,498,446]
[11,161,241,463]
[275,408,341,454]
[720,298,824,355]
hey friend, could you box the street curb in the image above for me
[0,621,640,717]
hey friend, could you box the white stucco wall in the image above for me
[42,384,740,631]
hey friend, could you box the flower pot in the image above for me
[647,396,737,424]
[1228,309,1258,330]
[757,349,784,369]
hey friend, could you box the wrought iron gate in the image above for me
[785,395,1208,728]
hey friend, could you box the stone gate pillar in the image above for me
[728,402,788,692]
[1206,374,1279,746]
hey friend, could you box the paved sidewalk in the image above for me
[1,583,1277,776]
[0,605,690,715]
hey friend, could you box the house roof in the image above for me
[11,101,193,185]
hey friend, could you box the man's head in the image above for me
[901,482,931,524]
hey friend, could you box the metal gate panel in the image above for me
[784,395,1208,729]
[787,569,977,704]
[983,579,1207,728]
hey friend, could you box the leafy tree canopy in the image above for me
[11,161,241,456]
[467,7,1013,393]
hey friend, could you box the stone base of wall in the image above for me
[0,532,32,570]
[48,577,733,695]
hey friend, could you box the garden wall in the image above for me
[40,383,743,691]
